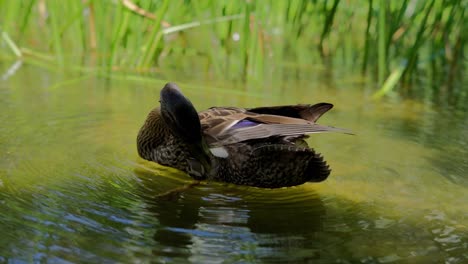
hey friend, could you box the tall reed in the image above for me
[0,0,465,101]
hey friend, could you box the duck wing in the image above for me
[199,104,350,147]
[247,103,333,122]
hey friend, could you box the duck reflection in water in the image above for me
[134,168,326,262]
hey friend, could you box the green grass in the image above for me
[0,0,465,101]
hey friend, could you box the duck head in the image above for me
[159,83,212,177]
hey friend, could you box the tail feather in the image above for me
[306,152,331,182]
[300,103,334,122]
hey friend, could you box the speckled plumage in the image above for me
[137,83,347,188]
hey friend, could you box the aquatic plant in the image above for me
[0,0,465,102]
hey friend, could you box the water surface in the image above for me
[0,65,466,263]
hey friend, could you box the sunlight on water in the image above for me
[0,65,466,263]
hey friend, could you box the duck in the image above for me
[137,82,349,188]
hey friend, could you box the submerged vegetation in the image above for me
[0,0,466,103]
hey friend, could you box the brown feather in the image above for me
[248,103,333,122]
[199,104,350,147]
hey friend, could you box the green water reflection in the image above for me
[0,65,466,263]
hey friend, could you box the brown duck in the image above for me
[137,83,349,188]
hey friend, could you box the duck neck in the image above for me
[137,107,170,160]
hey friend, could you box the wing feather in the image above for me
[214,123,352,146]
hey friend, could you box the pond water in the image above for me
[0,64,466,263]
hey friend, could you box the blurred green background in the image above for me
[1,0,465,105]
